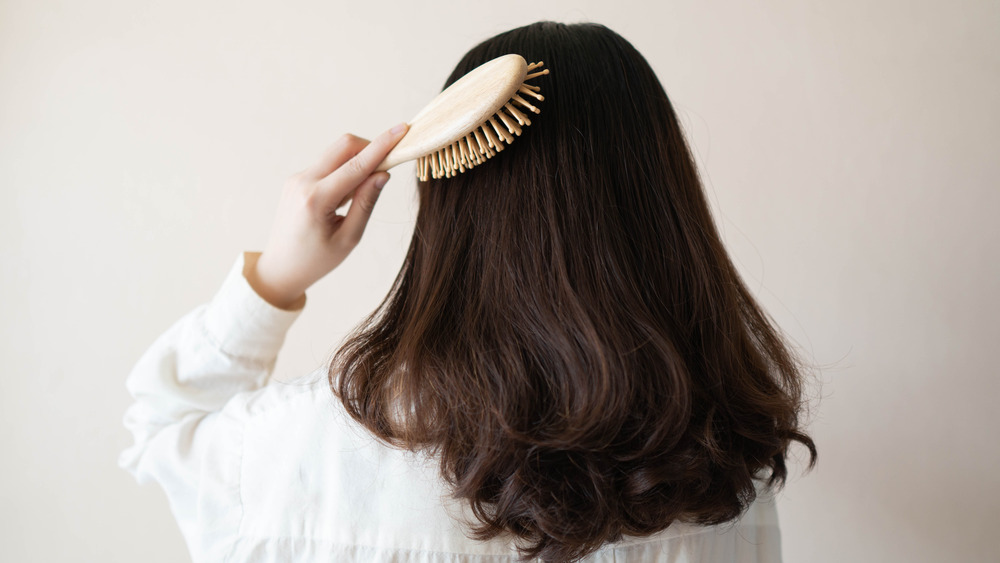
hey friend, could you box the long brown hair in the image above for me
[331,21,816,563]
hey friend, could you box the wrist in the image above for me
[242,251,307,311]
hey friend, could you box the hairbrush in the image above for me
[375,54,549,180]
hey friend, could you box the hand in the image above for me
[246,123,409,310]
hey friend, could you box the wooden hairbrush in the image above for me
[375,54,549,180]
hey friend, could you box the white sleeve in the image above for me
[118,251,303,561]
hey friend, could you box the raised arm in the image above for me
[118,124,408,559]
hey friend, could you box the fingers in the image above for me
[304,134,370,180]
[338,171,390,246]
[316,122,408,200]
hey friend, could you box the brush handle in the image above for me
[375,54,528,172]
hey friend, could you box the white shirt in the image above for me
[119,252,785,562]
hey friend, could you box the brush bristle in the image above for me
[417,61,549,181]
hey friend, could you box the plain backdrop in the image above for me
[2,1,997,561]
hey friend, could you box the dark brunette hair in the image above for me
[331,21,816,563]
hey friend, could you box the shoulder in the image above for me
[236,369,335,415]
[229,369,481,550]
[227,368,375,453]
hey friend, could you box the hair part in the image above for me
[331,21,817,563]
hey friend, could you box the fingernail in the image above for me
[375,175,389,190]
[390,122,408,135]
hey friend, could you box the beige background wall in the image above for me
[2,1,997,561]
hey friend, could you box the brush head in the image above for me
[376,54,548,179]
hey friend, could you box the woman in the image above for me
[120,21,816,563]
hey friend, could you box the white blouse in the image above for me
[119,252,785,562]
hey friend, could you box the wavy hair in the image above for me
[331,21,817,563]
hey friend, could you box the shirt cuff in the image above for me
[202,252,304,364]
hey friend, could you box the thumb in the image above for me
[339,171,389,244]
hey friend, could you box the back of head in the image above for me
[332,21,816,563]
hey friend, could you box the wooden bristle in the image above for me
[482,122,503,150]
[496,110,521,136]
[466,134,481,165]
[489,116,513,144]
[451,142,465,172]
[518,85,544,101]
[504,102,530,126]
[461,135,472,166]
[473,129,490,158]
[511,94,540,114]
